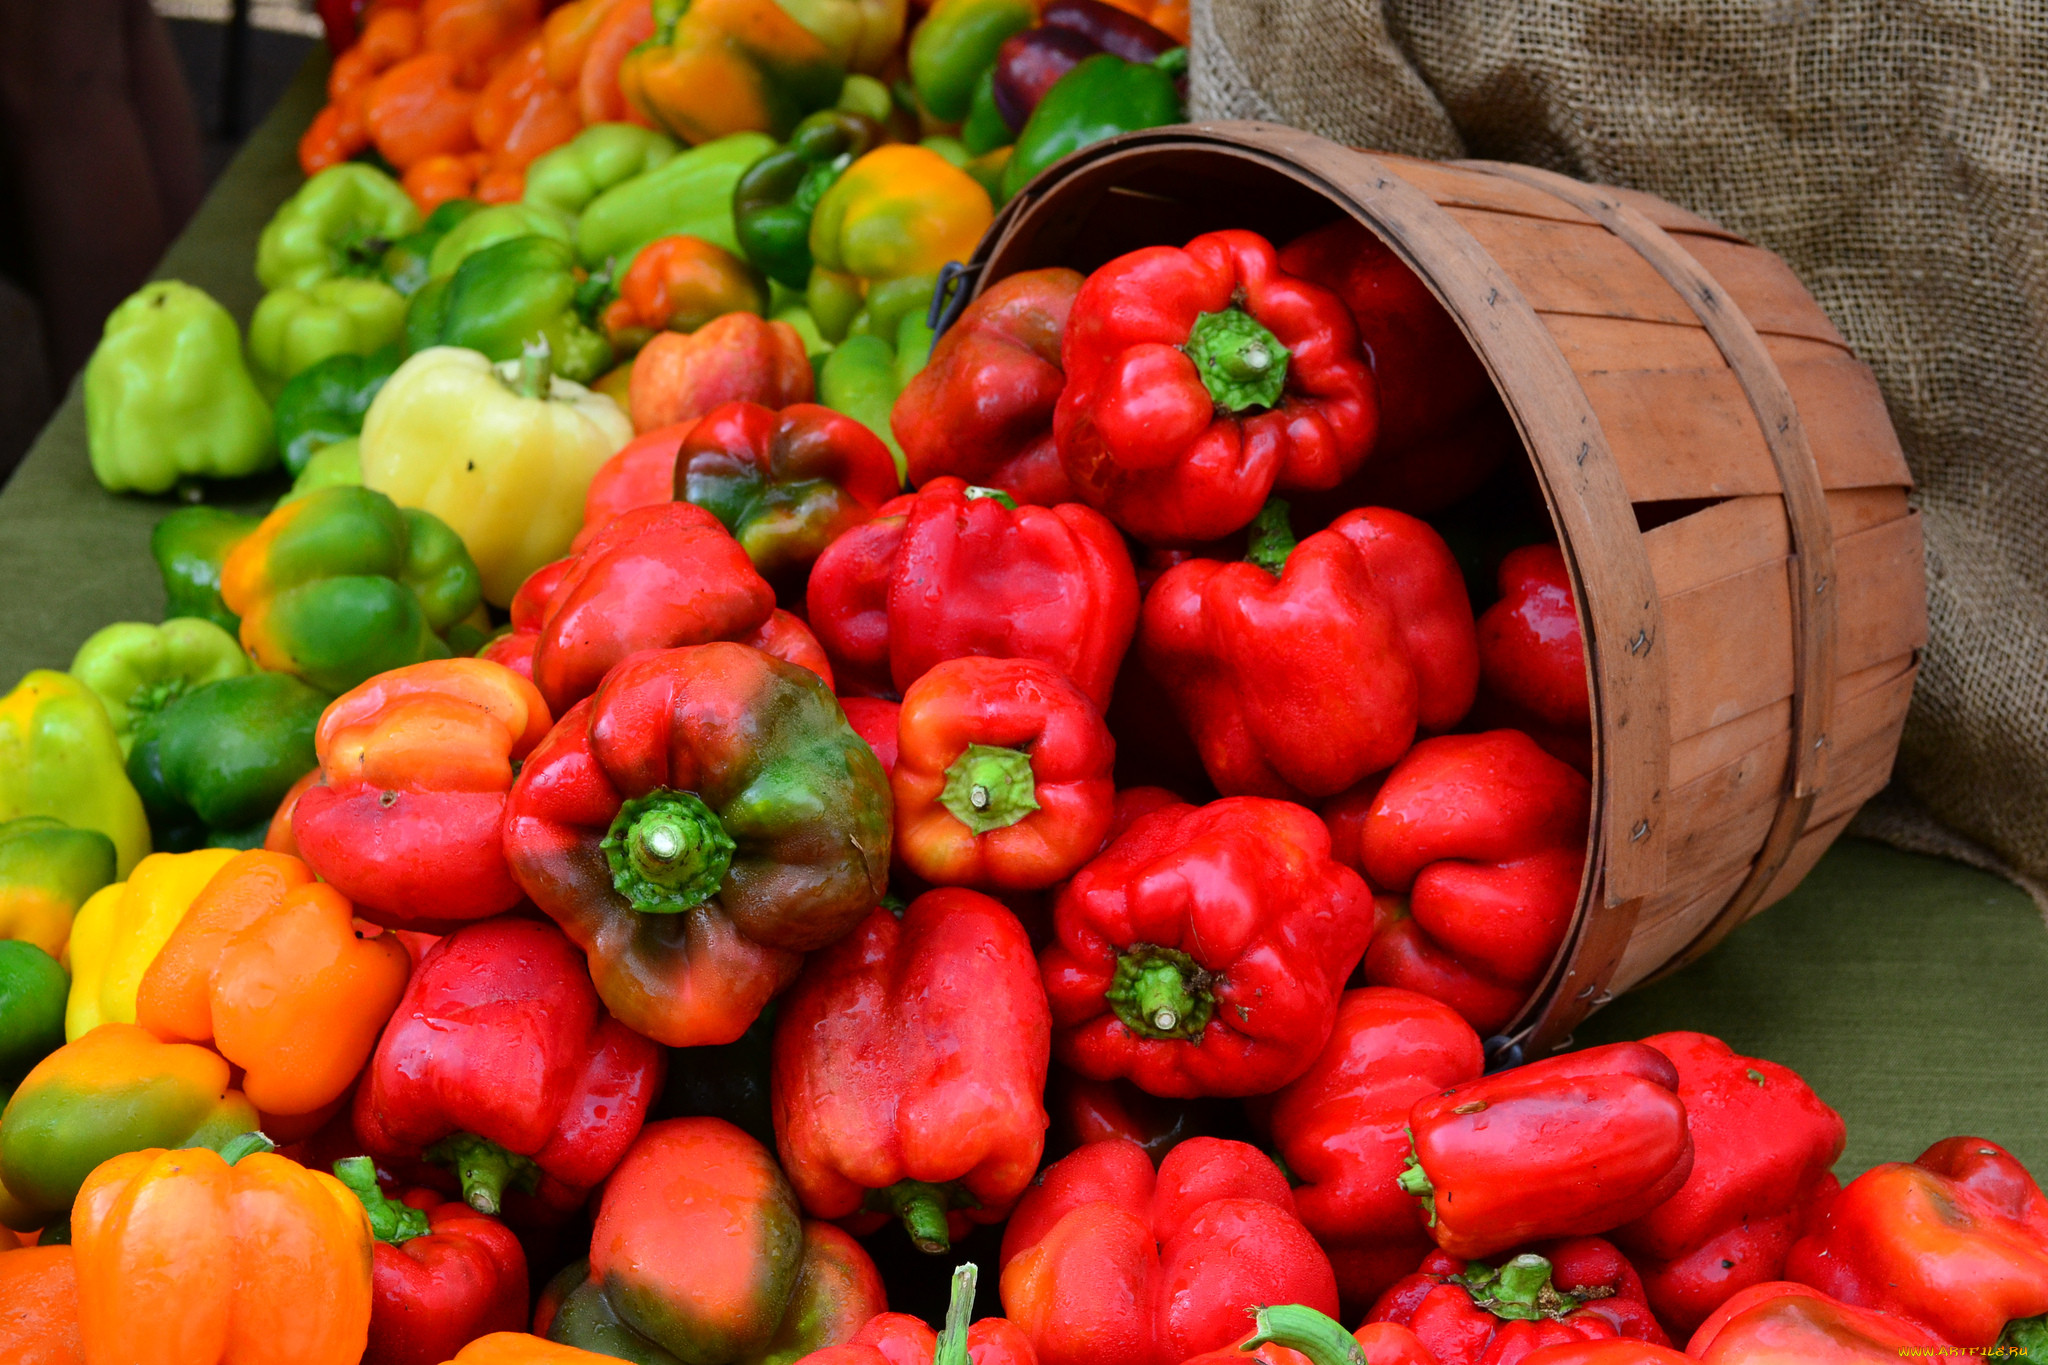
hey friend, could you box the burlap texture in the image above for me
[1190,0,2048,902]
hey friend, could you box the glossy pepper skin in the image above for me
[1055,230,1378,547]
[0,1024,260,1230]
[630,309,817,434]
[576,131,775,271]
[354,917,665,1220]
[602,234,768,350]
[0,943,67,1111]
[1142,503,1478,802]
[73,1136,374,1365]
[910,0,1036,121]
[427,204,578,282]
[126,672,328,852]
[258,161,424,290]
[0,820,118,959]
[63,849,239,1039]
[1253,988,1485,1312]
[1607,1032,1844,1335]
[1402,1042,1695,1261]
[405,235,615,383]
[504,643,892,1047]
[69,618,250,758]
[0,673,150,883]
[1351,730,1592,1035]
[83,281,277,494]
[274,346,400,476]
[523,123,678,219]
[543,1117,887,1364]
[990,0,1180,132]
[1045,1068,1225,1167]
[291,659,553,929]
[892,657,1115,892]
[332,1158,530,1365]
[1783,1135,2048,1348]
[733,110,888,290]
[1476,546,1590,764]
[0,1243,81,1364]
[1001,48,1184,201]
[1042,796,1375,1098]
[133,850,411,1118]
[998,1137,1340,1365]
[1684,1282,1950,1361]
[221,484,484,695]
[892,268,1083,507]
[1366,1238,1671,1365]
[795,1263,1035,1365]
[152,506,263,634]
[806,476,1140,711]
[619,0,847,145]
[772,888,1050,1253]
[250,278,409,393]
[810,145,994,290]
[381,199,484,297]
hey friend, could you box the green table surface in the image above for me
[4,53,2042,1183]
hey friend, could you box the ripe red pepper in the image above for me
[893,268,1084,507]
[1351,730,1592,1035]
[999,1137,1339,1365]
[477,555,576,680]
[575,422,695,552]
[1177,1308,1442,1365]
[1366,1238,1672,1365]
[503,642,893,1047]
[353,917,666,1222]
[840,696,900,774]
[796,1264,1036,1365]
[806,476,1140,711]
[892,656,1116,892]
[1046,1067,1224,1165]
[333,1156,529,1365]
[1609,1032,1845,1335]
[1040,795,1377,1098]
[772,888,1050,1254]
[1686,1282,1951,1361]
[1784,1136,2048,1348]
[1054,229,1379,547]
[1400,1042,1695,1261]
[1139,501,1477,800]
[1475,545,1590,773]
[1253,987,1486,1311]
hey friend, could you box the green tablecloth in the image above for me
[4,53,2042,1182]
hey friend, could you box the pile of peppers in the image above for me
[15,7,2048,1365]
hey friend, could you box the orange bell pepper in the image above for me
[446,1335,617,1364]
[299,92,375,176]
[367,51,481,170]
[541,0,621,84]
[331,5,424,100]
[476,161,527,202]
[133,850,409,1119]
[601,235,768,351]
[576,0,655,125]
[403,150,490,212]
[419,0,543,87]
[264,770,321,856]
[73,1137,373,1365]
[617,0,843,144]
[472,35,583,171]
[0,1244,81,1365]
[628,311,812,432]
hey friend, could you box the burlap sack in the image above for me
[1190,0,2048,906]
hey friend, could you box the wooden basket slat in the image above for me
[1615,865,1754,988]
[1670,236,1851,348]
[1837,515,1931,672]
[1772,349,1914,488]
[1451,211,1706,326]
[1644,497,1791,596]
[1660,558,1797,737]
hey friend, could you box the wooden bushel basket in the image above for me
[957,123,1927,1060]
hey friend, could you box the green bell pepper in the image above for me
[576,130,776,271]
[733,110,887,291]
[151,506,261,634]
[0,673,150,879]
[0,819,117,961]
[427,202,576,282]
[961,67,1013,155]
[381,199,482,297]
[1002,48,1186,201]
[84,281,276,495]
[255,162,422,291]
[273,347,400,476]
[405,235,614,384]
[127,672,327,852]
[0,943,68,1110]
[817,305,931,479]
[69,619,251,755]
[279,438,364,507]
[909,0,1035,122]
[524,123,679,219]
[248,278,407,394]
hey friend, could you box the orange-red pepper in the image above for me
[419,0,542,87]
[0,1244,80,1365]
[332,5,424,99]
[628,311,814,433]
[402,150,490,212]
[471,35,582,171]
[576,0,656,125]
[540,0,621,85]
[1686,1282,1950,1361]
[601,235,768,352]
[301,90,376,175]
[367,51,481,170]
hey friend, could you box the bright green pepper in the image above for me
[279,438,363,507]
[733,110,887,291]
[909,0,1035,122]
[256,162,422,291]
[427,202,576,282]
[845,272,937,344]
[0,820,117,961]
[405,235,614,384]
[525,123,679,219]
[0,944,67,1112]
[817,308,931,478]
[69,619,251,755]
[272,347,400,477]
[961,67,1013,155]
[381,199,482,297]
[84,281,276,495]
[576,131,776,272]
[247,278,407,394]
[127,673,326,851]
[1002,48,1186,200]
[0,673,150,879]
[220,484,483,695]
[150,506,261,635]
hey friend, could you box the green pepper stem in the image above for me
[1241,1304,1363,1365]
[939,743,1040,835]
[932,1263,976,1365]
[601,788,737,914]
[515,336,554,399]
[1455,1253,1603,1322]
[215,1131,275,1165]
[962,485,1018,508]
[1184,307,1290,412]
[1245,498,1297,575]
[1153,46,1190,77]
[335,1156,431,1245]
[1997,1312,2048,1361]
[886,1180,954,1255]
[424,1132,541,1216]
[1106,944,1215,1041]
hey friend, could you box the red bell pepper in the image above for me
[1185,1307,1442,1365]
[1041,795,1377,1097]
[477,556,578,680]
[771,888,1050,1254]
[1253,987,1486,1311]
[1366,1238,1671,1365]
[1400,1042,1694,1261]
[1139,501,1478,801]
[1053,229,1379,547]
[291,658,553,931]
[334,1156,529,1365]
[1783,1135,2048,1348]
[352,917,666,1222]
[893,268,1084,507]
[999,1137,1340,1365]
[1685,1282,1950,1361]
[795,1264,1036,1365]
[1351,730,1591,1035]
[806,476,1140,711]
[1046,1067,1223,1166]
[1608,1032,1845,1335]
[1475,545,1590,773]
[840,696,900,774]
[503,642,893,1047]
[892,655,1116,892]
[574,423,691,552]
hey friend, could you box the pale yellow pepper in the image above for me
[0,671,151,878]
[65,848,237,1040]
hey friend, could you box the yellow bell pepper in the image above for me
[64,848,237,1040]
[0,672,150,879]
[809,143,994,286]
